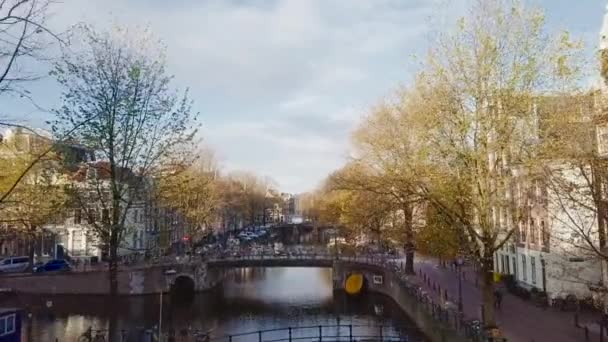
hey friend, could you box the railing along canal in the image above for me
[77,324,412,342]
[210,324,410,342]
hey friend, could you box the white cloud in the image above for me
[10,0,460,192]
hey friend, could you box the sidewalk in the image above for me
[414,255,602,342]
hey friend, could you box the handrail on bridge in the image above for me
[205,250,399,267]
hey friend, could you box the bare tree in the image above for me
[52,25,199,296]
[1,0,55,95]
[0,0,68,204]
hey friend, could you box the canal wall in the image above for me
[333,261,467,342]
[0,263,223,295]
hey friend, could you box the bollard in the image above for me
[574,313,580,328]
[585,326,589,341]
[444,290,448,301]
[601,324,604,342]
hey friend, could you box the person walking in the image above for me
[494,288,503,309]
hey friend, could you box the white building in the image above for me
[494,161,602,299]
[43,161,154,260]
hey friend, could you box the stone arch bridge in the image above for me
[162,253,394,296]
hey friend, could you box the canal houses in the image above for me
[0,127,188,262]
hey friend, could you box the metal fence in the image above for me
[77,324,412,342]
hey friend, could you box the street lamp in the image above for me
[540,254,547,294]
[456,256,465,313]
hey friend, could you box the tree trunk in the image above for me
[108,310,118,342]
[403,203,415,274]
[27,232,35,272]
[481,251,496,328]
[108,227,119,297]
[592,162,608,314]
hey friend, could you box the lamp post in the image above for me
[540,254,547,294]
[456,256,464,313]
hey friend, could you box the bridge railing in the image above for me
[203,248,400,267]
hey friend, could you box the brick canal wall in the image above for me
[333,261,466,342]
[0,263,223,295]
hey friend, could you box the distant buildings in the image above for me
[280,193,304,224]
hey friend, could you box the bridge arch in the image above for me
[170,274,196,301]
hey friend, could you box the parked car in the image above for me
[34,259,71,273]
[0,257,29,273]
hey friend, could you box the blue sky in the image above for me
[2,0,606,193]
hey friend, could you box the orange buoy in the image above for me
[345,273,364,295]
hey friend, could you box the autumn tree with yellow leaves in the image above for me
[409,0,585,328]
[322,0,586,330]
[0,131,68,270]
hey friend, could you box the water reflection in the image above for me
[1,267,426,341]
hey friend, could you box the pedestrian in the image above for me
[494,289,503,309]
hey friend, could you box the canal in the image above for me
[3,267,427,341]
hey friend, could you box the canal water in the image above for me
[2,267,427,341]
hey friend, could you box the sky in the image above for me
[2,0,606,193]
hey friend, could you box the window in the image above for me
[530,219,537,244]
[74,209,81,224]
[87,208,97,224]
[72,231,84,256]
[516,182,522,207]
[531,256,537,285]
[513,258,517,279]
[541,221,549,246]
[0,314,16,336]
[134,209,139,223]
[519,222,526,242]
[522,255,527,281]
[101,209,109,223]
[500,254,505,273]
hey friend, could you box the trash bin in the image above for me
[90,256,98,264]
